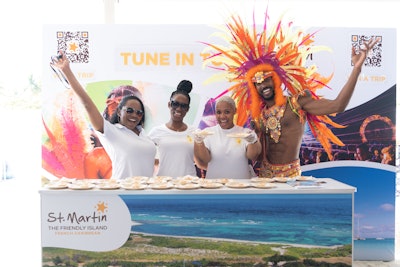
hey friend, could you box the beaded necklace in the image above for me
[261,102,286,143]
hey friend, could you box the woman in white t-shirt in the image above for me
[194,96,261,179]
[149,80,197,177]
[50,51,156,180]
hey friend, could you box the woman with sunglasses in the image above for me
[50,51,156,180]
[148,80,198,178]
[84,85,143,179]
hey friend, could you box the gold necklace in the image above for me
[261,103,286,143]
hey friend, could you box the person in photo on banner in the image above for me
[194,96,261,179]
[202,11,378,178]
[50,51,156,180]
[83,129,112,179]
[148,80,198,178]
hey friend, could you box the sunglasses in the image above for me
[122,107,144,116]
[170,100,189,110]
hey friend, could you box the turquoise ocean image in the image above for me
[121,194,352,247]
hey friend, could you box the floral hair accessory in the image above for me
[252,71,273,83]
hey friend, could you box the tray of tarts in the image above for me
[44,175,318,190]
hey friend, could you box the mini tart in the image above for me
[225,181,251,188]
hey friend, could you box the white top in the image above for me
[203,125,252,179]
[96,119,156,179]
[148,124,197,177]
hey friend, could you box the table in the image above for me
[40,178,356,266]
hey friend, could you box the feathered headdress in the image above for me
[202,9,345,159]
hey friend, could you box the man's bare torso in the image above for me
[262,103,305,164]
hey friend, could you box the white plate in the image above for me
[151,183,174,190]
[251,177,274,183]
[123,176,149,184]
[92,179,118,184]
[197,130,214,136]
[226,133,250,138]
[200,182,224,189]
[121,184,147,190]
[148,176,173,184]
[174,176,200,185]
[97,184,120,190]
[46,183,68,189]
[175,183,200,190]
[252,182,277,189]
[175,175,200,183]
[225,182,251,188]
[68,184,95,190]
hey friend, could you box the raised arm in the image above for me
[244,129,262,160]
[50,52,104,132]
[193,130,211,169]
[194,142,211,170]
[301,38,379,116]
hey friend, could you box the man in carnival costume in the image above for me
[202,10,378,178]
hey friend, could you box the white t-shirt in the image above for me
[96,119,156,179]
[148,124,197,177]
[203,125,252,179]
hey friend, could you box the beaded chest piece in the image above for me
[261,103,286,143]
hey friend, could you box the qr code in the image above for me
[56,31,89,63]
[351,35,382,67]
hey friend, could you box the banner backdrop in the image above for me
[42,25,396,261]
